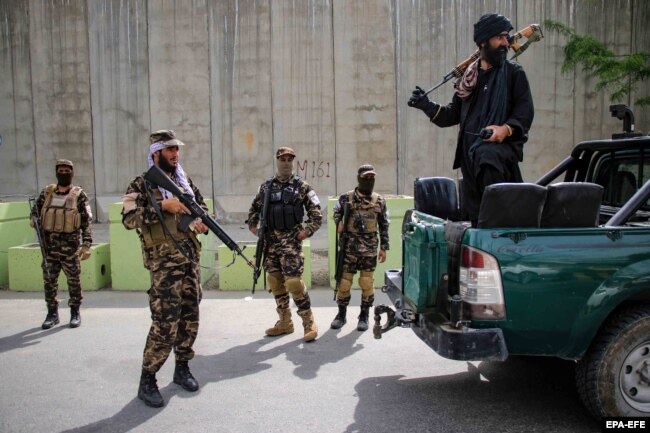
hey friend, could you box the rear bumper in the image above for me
[380,270,508,362]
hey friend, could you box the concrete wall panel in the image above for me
[0,1,37,196]
[29,0,94,195]
[333,0,397,195]
[208,0,273,218]
[271,0,336,197]
[148,0,212,194]
[88,0,150,200]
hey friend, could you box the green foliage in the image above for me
[544,19,650,106]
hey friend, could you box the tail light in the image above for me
[459,246,505,320]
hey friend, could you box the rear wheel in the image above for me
[576,304,650,417]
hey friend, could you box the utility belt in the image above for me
[41,185,82,233]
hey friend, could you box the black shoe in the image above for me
[330,306,347,329]
[138,371,164,408]
[70,306,81,328]
[357,307,370,332]
[173,362,199,392]
[42,307,59,330]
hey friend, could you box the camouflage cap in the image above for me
[149,129,185,147]
[55,159,74,169]
[358,164,376,177]
[276,147,296,159]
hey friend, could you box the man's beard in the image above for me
[483,44,508,68]
[158,153,176,173]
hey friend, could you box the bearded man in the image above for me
[122,130,208,408]
[408,13,534,226]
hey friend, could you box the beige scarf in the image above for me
[454,59,480,100]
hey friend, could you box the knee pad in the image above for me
[267,272,286,296]
[359,271,375,297]
[337,272,354,298]
[285,277,306,297]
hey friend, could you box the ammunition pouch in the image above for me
[346,192,379,234]
[140,212,197,248]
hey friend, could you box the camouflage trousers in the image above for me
[264,231,304,277]
[42,236,82,308]
[336,236,377,307]
[142,259,202,374]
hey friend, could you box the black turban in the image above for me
[473,13,513,45]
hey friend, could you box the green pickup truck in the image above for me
[374,105,650,418]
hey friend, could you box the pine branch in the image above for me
[544,19,650,106]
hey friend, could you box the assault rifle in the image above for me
[334,202,352,300]
[143,165,255,271]
[28,196,50,279]
[252,180,272,295]
[416,24,544,98]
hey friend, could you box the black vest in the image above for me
[267,177,305,230]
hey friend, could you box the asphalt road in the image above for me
[0,289,599,433]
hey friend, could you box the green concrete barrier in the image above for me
[218,240,311,290]
[8,243,111,291]
[108,200,216,290]
[0,201,36,285]
[327,195,413,288]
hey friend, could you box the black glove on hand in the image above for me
[408,86,430,110]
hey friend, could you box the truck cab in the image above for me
[375,105,650,418]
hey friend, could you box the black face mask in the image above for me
[56,173,73,187]
[157,152,176,174]
[483,44,508,68]
[357,177,375,195]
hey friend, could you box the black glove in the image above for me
[408,86,430,110]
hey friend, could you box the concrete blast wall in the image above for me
[1,0,648,221]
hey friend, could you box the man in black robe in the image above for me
[408,13,534,225]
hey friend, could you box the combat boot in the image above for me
[300,310,318,342]
[173,361,199,392]
[265,308,294,336]
[137,370,164,408]
[357,306,370,332]
[41,306,59,330]
[330,305,347,329]
[69,306,81,328]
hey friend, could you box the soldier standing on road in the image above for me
[247,147,322,342]
[33,159,93,330]
[122,130,209,408]
[331,164,389,331]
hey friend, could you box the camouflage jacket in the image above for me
[333,188,390,251]
[122,172,207,268]
[247,174,322,238]
[35,184,93,248]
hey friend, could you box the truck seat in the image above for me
[414,177,459,221]
[477,183,547,228]
[541,182,603,227]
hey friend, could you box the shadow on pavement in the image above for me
[343,356,600,433]
[0,326,67,354]
[60,328,364,433]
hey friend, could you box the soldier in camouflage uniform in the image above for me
[331,164,389,331]
[33,159,93,330]
[122,130,209,408]
[247,147,322,342]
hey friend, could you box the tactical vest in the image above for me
[41,185,83,233]
[346,191,379,234]
[139,188,197,248]
[267,177,305,231]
